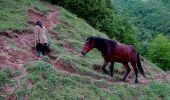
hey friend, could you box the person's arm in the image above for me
[44,26,51,46]
[33,26,39,46]
[44,26,48,37]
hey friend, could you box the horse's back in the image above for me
[109,41,137,62]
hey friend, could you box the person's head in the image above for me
[36,21,43,28]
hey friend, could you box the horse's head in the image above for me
[81,36,95,56]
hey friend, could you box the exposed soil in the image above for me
[54,59,76,73]
[93,64,103,73]
[27,6,60,30]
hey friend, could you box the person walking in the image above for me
[34,21,51,58]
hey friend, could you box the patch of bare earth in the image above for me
[54,59,76,73]
[27,6,60,30]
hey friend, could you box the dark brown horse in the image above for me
[81,36,146,83]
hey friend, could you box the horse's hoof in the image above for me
[102,71,107,74]
[102,70,110,75]
[135,80,138,84]
[121,78,126,81]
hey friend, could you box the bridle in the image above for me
[91,40,95,48]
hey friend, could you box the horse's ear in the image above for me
[86,36,93,41]
[86,36,90,41]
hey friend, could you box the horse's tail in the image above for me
[137,52,146,78]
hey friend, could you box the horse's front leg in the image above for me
[122,63,131,81]
[110,62,114,77]
[102,60,109,75]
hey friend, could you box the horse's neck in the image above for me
[94,38,108,56]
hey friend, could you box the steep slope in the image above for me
[0,0,170,99]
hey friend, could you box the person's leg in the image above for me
[43,43,51,55]
[38,51,43,58]
[36,43,43,58]
[40,43,45,55]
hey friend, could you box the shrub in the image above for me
[147,34,170,70]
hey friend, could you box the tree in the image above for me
[46,0,138,46]
[147,34,170,71]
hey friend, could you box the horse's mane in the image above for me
[91,36,117,56]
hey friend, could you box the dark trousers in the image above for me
[36,43,51,55]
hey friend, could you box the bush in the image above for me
[147,34,170,70]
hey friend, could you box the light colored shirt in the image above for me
[34,25,48,44]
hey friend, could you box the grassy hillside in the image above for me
[0,0,170,99]
[0,0,50,31]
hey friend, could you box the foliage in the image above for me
[111,0,170,53]
[45,0,138,46]
[112,0,170,38]
[147,34,170,70]
[111,0,170,70]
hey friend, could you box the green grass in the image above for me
[16,61,170,100]
[0,0,50,31]
[0,68,21,99]
[16,61,115,99]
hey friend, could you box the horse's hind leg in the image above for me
[130,61,138,83]
[122,63,131,81]
[110,62,114,77]
[102,60,109,75]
